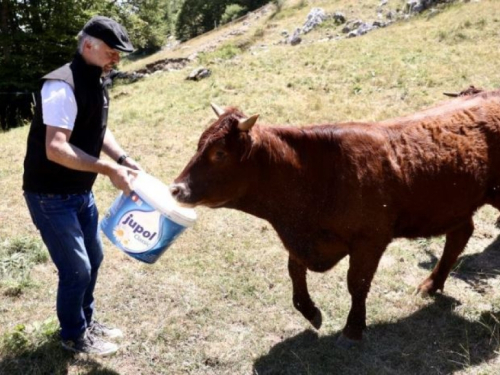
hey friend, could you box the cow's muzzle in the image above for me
[170,182,190,203]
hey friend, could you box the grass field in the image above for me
[2,0,500,374]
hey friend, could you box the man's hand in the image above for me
[107,165,139,196]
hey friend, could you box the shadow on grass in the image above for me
[419,234,500,293]
[254,295,500,375]
[0,335,120,375]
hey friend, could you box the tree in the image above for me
[1,0,12,64]
[175,0,270,41]
[0,0,103,92]
[176,0,227,42]
[110,0,172,53]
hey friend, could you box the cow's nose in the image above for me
[170,183,187,199]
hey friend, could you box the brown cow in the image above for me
[170,92,500,346]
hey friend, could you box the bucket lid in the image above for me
[131,172,197,227]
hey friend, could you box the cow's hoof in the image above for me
[309,309,322,330]
[335,334,361,349]
[416,279,441,297]
[415,286,432,297]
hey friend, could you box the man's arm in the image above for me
[45,125,136,194]
[101,128,142,171]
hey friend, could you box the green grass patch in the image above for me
[198,44,242,65]
[0,237,48,296]
[0,318,89,375]
[1,318,58,355]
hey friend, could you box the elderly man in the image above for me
[23,16,140,355]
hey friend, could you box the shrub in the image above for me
[221,4,248,25]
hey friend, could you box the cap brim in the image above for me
[100,39,134,53]
[113,42,134,53]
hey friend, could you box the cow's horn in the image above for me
[443,92,460,98]
[238,114,259,131]
[211,103,225,117]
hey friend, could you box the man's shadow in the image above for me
[253,295,500,375]
[0,334,120,375]
[419,234,500,294]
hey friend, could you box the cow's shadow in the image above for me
[0,334,120,375]
[253,295,500,375]
[419,234,500,294]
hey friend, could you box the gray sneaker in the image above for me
[88,320,123,340]
[61,330,119,356]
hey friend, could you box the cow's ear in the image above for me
[211,103,225,117]
[238,114,259,132]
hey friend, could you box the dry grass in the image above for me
[2,0,500,374]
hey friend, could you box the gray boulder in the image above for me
[302,8,328,34]
[289,28,302,45]
[186,67,211,81]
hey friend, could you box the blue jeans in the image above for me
[24,191,103,341]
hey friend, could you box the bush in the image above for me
[221,4,248,25]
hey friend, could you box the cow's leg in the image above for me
[340,241,387,345]
[288,256,322,329]
[417,218,474,295]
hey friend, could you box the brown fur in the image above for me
[171,91,500,343]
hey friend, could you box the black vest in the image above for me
[23,53,109,194]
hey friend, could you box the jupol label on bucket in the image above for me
[113,198,162,253]
[100,173,196,264]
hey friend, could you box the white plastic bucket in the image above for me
[100,172,196,264]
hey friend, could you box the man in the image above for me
[23,16,140,356]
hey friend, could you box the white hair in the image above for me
[77,31,103,53]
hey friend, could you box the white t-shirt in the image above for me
[41,80,77,131]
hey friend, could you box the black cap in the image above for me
[83,16,134,53]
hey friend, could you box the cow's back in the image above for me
[375,91,500,237]
[252,92,500,241]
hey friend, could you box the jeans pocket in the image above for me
[39,194,78,214]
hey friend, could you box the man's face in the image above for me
[84,39,121,74]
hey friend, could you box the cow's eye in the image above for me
[213,150,227,162]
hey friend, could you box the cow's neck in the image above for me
[227,125,339,227]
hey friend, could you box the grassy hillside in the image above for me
[2,0,500,374]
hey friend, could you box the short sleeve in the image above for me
[41,80,77,130]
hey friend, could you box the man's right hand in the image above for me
[108,165,139,196]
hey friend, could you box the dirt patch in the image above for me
[135,57,192,75]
